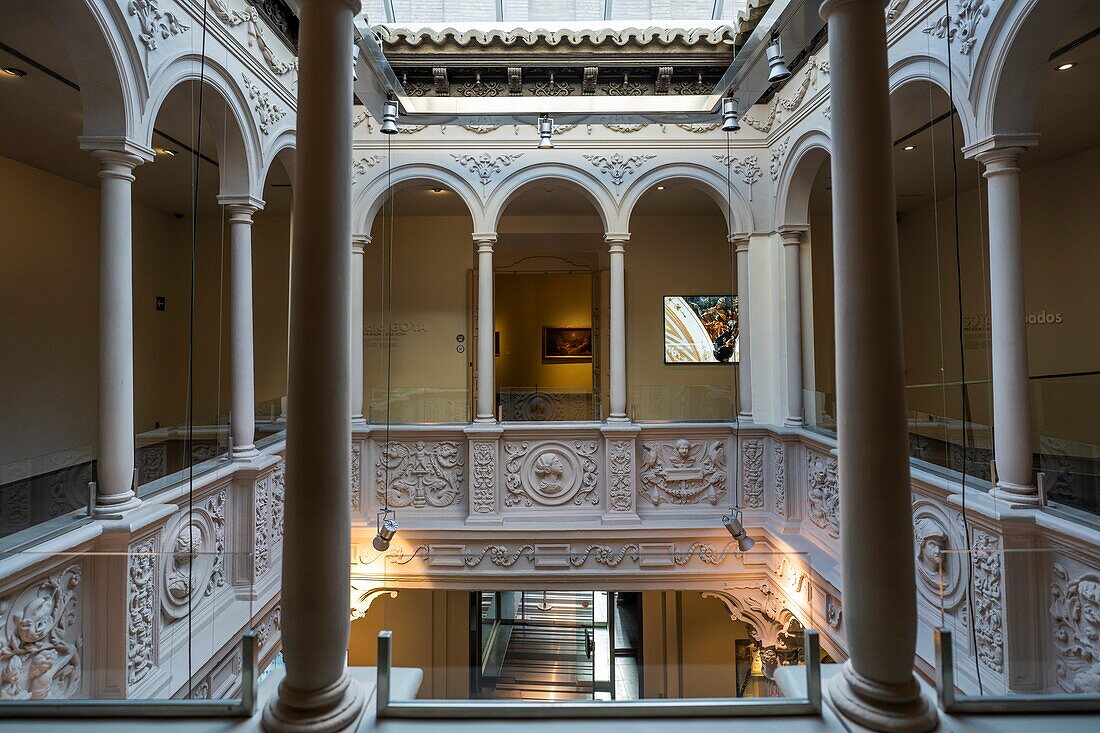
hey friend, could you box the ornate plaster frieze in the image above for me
[826,593,843,630]
[126,0,190,52]
[1050,562,1100,693]
[742,55,829,134]
[373,26,742,49]
[678,123,722,133]
[806,449,839,538]
[531,75,574,96]
[161,490,227,622]
[351,443,362,512]
[254,473,271,577]
[352,155,383,183]
[127,537,156,685]
[584,153,656,188]
[459,74,503,97]
[769,136,791,181]
[886,0,911,24]
[972,530,1004,673]
[256,604,282,652]
[208,1,298,76]
[470,442,497,514]
[350,587,398,620]
[0,563,82,699]
[638,439,727,506]
[462,124,502,134]
[451,153,523,186]
[242,75,286,134]
[924,0,992,55]
[606,123,647,133]
[397,125,428,134]
[774,441,786,517]
[704,581,805,678]
[375,441,464,509]
[499,391,591,421]
[385,540,740,569]
[503,440,599,507]
[602,77,648,97]
[270,460,285,544]
[607,441,634,512]
[207,0,249,25]
[742,439,765,509]
[715,154,763,198]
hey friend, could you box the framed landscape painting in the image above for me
[663,295,739,364]
[542,327,593,362]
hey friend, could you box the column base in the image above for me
[990,481,1040,507]
[737,411,754,423]
[233,445,261,461]
[783,416,804,428]
[827,662,938,733]
[262,672,365,733]
[606,415,630,424]
[473,416,497,424]
[93,494,143,519]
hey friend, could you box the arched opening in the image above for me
[365,179,475,424]
[799,153,835,430]
[494,181,603,422]
[627,179,737,422]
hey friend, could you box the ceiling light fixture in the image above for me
[903,145,915,151]
[721,96,740,132]
[1,67,27,78]
[1056,62,1077,71]
[380,98,399,135]
[373,510,398,552]
[154,147,177,157]
[656,185,665,191]
[723,512,756,553]
[432,187,442,193]
[766,34,792,84]
[537,114,554,149]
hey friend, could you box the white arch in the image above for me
[484,162,617,233]
[619,162,755,234]
[970,0,1086,140]
[141,54,263,199]
[352,163,486,233]
[888,53,978,148]
[773,128,832,228]
[261,129,297,184]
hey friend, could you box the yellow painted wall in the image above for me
[494,272,593,391]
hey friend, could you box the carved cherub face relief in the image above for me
[914,517,948,573]
[675,439,691,460]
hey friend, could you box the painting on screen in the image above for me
[663,296,739,364]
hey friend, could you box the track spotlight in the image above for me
[723,512,756,553]
[537,114,554,149]
[721,96,740,132]
[380,99,399,135]
[1,67,27,78]
[373,510,398,551]
[766,35,792,84]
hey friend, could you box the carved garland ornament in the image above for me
[242,75,286,134]
[0,564,82,700]
[583,153,656,187]
[352,155,383,183]
[127,0,190,52]
[742,55,829,134]
[471,442,496,514]
[638,439,726,506]
[924,0,991,55]
[806,450,840,538]
[770,136,791,182]
[384,542,738,568]
[451,153,523,186]
[742,439,765,509]
[504,441,599,507]
[375,441,464,508]
[1050,562,1100,693]
[972,530,1004,673]
[127,538,156,685]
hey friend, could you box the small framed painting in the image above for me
[542,327,593,362]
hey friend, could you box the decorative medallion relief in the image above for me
[451,153,523,186]
[127,538,156,685]
[806,450,839,538]
[774,442,786,517]
[242,75,286,134]
[127,0,190,52]
[638,439,727,506]
[374,441,464,509]
[607,441,633,512]
[0,564,82,700]
[161,490,227,622]
[742,439,765,509]
[912,500,966,610]
[504,440,599,507]
[583,153,656,187]
[972,530,1004,673]
[1050,562,1100,693]
[471,442,496,514]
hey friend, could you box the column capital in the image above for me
[472,232,498,251]
[604,232,631,247]
[975,148,1026,178]
[80,136,155,163]
[219,195,265,222]
[961,133,1039,162]
[89,149,146,181]
[778,224,809,246]
[728,232,751,248]
[352,233,372,254]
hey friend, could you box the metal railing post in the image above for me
[238,631,257,716]
[934,627,955,712]
[377,630,393,717]
[804,629,822,714]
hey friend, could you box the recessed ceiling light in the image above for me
[544,187,553,193]
[431,187,443,193]
[154,147,177,157]
[656,185,665,190]
[903,145,915,151]
[1057,62,1077,71]
[1,67,27,78]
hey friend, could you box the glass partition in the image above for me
[499,387,598,422]
[632,384,735,423]
[1033,373,1100,517]
[368,387,470,425]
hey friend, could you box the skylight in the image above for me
[361,0,753,26]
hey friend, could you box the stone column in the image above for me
[473,233,497,422]
[262,0,365,730]
[974,144,1038,505]
[779,226,807,427]
[732,234,753,421]
[606,233,630,422]
[91,149,146,517]
[821,1,937,730]
[221,197,264,460]
[351,234,369,425]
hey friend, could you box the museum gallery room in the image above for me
[0,0,1098,731]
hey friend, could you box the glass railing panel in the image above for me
[369,388,469,425]
[354,549,822,713]
[0,445,94,546]
[934,547,1100,711]
[135,416,232,496]
[1032,373,1100,517]
[631,385,734,423]
[802,389,836,433]
[498,387,598,422]
[0,549,257,712]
